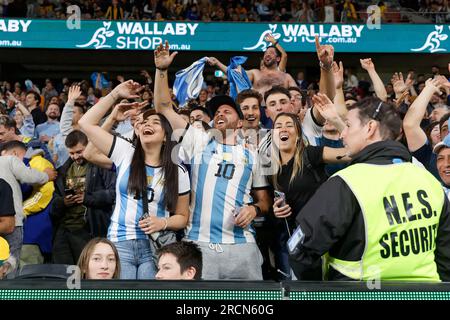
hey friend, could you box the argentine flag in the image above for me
[227,56,252,100]
[173,57,208,107]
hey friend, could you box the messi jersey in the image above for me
[107,136,190,242]
[181,125,268,244]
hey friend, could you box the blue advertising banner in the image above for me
[0,19,448,53]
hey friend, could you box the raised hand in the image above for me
[141,70,150,78]
[5,91,17,103]
[360,58,375,71]
[111,101,148,122]
[425,76,449,94]
[112,80,143,100]
[391,72,413,95]
[312,93,339,121]
[332,61,344,89]
[315,35,334,69]
[116,75,125,83]
[207,57,219,66]
[154,40,178,70]
[68,85,82,104]
[264,33,277,45]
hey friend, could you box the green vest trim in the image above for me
[327,162,444,281]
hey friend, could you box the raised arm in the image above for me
[7,92,35,137]
[83,101,146,169]
[78,80,142,156]
[391,72,414,106]
[360,58,387,102]
[403,77,448,152]
[331,61,347,118]
[265,33,288,72]
[312,93,345,133]
[154,41,188,135]
[315,35,335,125]
[7,92,30,117]
[82,111,117,170]
[316,35,336,101]
[60,85,82,138]
[207,56,228,74]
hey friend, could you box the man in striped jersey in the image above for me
[154,41,271,280]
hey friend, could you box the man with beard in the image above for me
[35,103,60,143]
[236,89,265,148]
[154,41,271,280]
[51,130,116,264]
[246,46,297,98]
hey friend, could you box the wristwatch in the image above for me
[250,203,262,217]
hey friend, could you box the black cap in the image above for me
[190,105,211,118]
[206,95,243,119]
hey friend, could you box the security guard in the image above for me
[289,97,450,281]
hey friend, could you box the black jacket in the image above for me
[290,141,450,281]
[51,158,116,237]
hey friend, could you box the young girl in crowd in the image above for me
[77,238,120,280]
[78,80,190,279]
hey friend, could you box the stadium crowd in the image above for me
[0,0,448,23]
[0,32,449,281]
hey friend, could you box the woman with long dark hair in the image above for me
[79,80,190,279]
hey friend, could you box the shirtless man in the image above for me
[247,46,297,97]
[208,34,296,98]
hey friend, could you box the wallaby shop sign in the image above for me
[0,19,448,53]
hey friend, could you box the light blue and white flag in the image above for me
[173,57,208,107]
[227,56,252,100]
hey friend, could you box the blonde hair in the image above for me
[271,112,305,190]
[77,238,121,279]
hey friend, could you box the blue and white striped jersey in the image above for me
[107,136,190,242]
[180,125,268,244]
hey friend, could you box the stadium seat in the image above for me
[14,264,73,279]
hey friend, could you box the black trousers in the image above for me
[52,226,92,265]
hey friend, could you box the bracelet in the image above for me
[319,61,332,71]
[110,91,119,101]
[156,67,168,71]
[273,40,279,46]
[162,217,168,231]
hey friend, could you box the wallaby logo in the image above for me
[411,25,448,53]
[243,25,281,51]
[77,22,115,49]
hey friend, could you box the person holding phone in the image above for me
[51,130,116,265]
[78,80,190,279]
[271,112,347,279]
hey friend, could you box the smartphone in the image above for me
[64,188,75,196]
[232,205,243,218]
[274,190,286,206]
[287,225,305,255]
